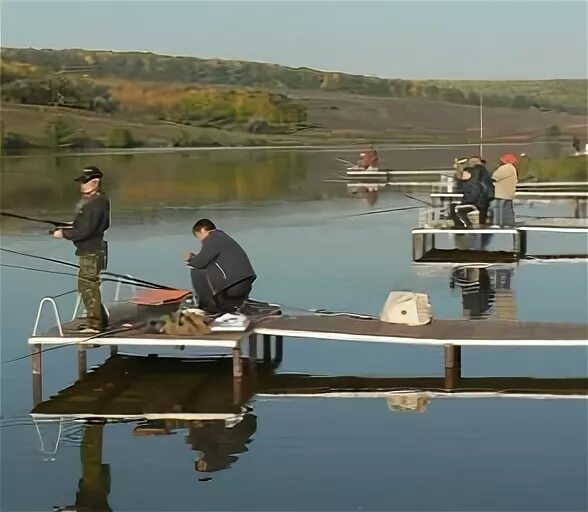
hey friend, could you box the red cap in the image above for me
[500,154,517,165]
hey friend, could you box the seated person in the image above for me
[184,219,256,314]
[358,146,379,170]
[450,167,483,228]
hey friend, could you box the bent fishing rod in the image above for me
[0,247,174,290]
[0,211,72,229]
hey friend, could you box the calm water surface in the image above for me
[1,148,587,511]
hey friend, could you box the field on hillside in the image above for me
[1,47,586,149]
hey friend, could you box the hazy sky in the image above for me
[2,0,587,79]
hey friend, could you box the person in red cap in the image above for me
[492,154,518,227]
[52,166,111,333]
[357,146,379,170]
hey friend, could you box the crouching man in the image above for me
[184,219,256,314]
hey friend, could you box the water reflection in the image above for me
[0,151,311,214]
[449,265,517,320]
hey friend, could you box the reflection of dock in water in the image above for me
[31,354,588,508]
[450,265,518,321]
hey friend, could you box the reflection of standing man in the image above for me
[75,424,112,512]
[450,266,494,319]
[53,166,110,333]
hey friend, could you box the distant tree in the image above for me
[467,91,481,105]
[546,124,562,137]
[44,117,82,148]
[512,95,529,109]
[442,87,466,104]
[424,85,440,100]
[107,128,137,148]
[546,124,562,158]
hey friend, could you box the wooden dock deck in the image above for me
[27,295,587,408]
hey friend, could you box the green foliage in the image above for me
[0,132,31,150]
[44,117,85,148]
[106,128,138,148]
[1,76,118,112]
[518,155,587,182]
[2,47,586,114]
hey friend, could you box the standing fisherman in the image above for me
[52,166,111,333]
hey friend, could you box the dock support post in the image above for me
[248,334,258,370]
[518,230,527,258]
[275,336,284,364]
[444,344,461,390]
[78,348,87,380]
[109,345,118,357]
[263,335,272,362]
[232,346,243,379]
[32,344,42,407]
[232,345,243,405]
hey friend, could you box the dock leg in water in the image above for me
[109,345,118,357]
[232,346,243,379]
[275,336,284,364]
[444,344,462,390]
[263,335,272,362]
[32,344,42,407]
[232,345,244,405]
[248,334,258,366]
[78,348,87,379]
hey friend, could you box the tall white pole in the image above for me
[479,93,484,158]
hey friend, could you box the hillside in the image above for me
[2,47,587,113]
[1,47,586,149]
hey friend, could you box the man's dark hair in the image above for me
[193,219,216,233]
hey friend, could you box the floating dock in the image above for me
[28,295,588,407]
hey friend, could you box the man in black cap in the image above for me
[53,166,111,333]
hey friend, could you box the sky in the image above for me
[1,0,587,80]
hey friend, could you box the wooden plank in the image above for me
[254,315,588,346]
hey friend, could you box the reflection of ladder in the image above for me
[490,268,517,321]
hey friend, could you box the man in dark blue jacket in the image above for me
[451,167,483,228]
[184,219,256,313]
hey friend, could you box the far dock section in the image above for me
[412,186,588,263]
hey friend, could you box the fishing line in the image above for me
[0,263,166,290]
[0,247,172,290]
[0,324,138,366]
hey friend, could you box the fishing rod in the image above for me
[0,324,137,366]
[339,204,422,219]
[399,192,433,207]
[0,211,71,228]
[0,263,165,289]
[0,247,173,290]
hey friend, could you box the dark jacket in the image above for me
[63,194,110,255]
[456,176,482,207]
[473,164,495,202]
[187,230,256,295]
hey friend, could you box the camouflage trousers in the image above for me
[78,250,107,330]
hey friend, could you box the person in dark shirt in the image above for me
[450,167,483,228]
[184,219,256,314]
[53,166,110,333]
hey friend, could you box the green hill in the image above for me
[2,47,587,114]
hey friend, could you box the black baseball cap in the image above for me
[74,166,103,183]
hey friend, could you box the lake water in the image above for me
[1,146,587,511]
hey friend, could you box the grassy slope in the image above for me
[1,48,587,148]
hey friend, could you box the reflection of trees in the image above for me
[1,151,308,213]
